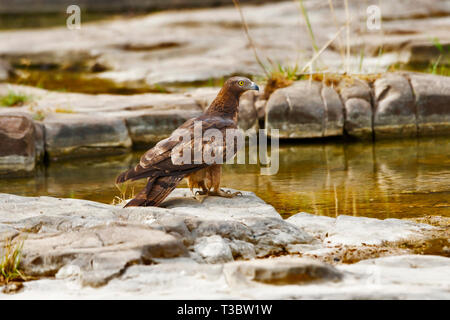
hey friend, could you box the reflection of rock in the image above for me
[0,112,37,176]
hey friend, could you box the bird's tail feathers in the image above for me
[124,174,184,207]
[116,165,152,184]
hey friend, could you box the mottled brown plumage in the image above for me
[116,76,259,207]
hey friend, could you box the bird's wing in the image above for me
[116,115,238,183]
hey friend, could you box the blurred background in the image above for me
[0,0,448,219]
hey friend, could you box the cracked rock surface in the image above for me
[0,189,449,298]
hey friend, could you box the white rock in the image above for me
[286,212,336,239]
[194,236,233,263]
[326,215,435,246]
[3,254,449,300]
[288,212,436,246]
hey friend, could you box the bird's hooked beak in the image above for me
[250,82,259,91]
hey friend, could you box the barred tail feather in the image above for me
[124,175,184,207]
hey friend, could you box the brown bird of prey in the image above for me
[116,76,259,207]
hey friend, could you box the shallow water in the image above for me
[0,137,449,219]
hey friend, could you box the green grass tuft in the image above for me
[0,91,31,107]
[0,239,27,285]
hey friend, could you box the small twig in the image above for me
[301,26,346,73]
[327,0,346,66]
[344,0,351,74]
[232,0,270,77]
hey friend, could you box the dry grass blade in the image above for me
[112,182,135,205]
[344,0,351,74]
[301,25,346,73]
[327,0,346,65]
[232,0,270,77]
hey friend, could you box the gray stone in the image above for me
[33,121,45,162]
[266,81,335,138]
[407,42,450,66]
[321,85,344,137]
[44,114,132,160]
[17,223,187,286]
[194,235,233,263]
[287,212,437,247]
[223,256,342,287]
[325,215,436,246]
[125,110,200,147]
[4,254,449,299]
[1,191,448,298]
[286,212,336,240]
[0,60,13,81]
[408,72,450,136]
[0,223,19,241]
[0,112,37,176]
[238,90,258,131]
[0,190,313,286]
[255,98,267,121]
[339,79,373,139]
[373,73,417,138]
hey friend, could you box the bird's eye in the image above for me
[238,81,244,86]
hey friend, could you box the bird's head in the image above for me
[206,76,259,117]
[223,76,259,97]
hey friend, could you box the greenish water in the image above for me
[0,137,448,219]
[0,12,124,30]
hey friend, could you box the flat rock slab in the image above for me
[44,114,132,160]
[21,224,187,287]
[0,190,313,286]
[3,254,449,299]
[287,212,436,247]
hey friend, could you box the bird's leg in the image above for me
[207,165,242,198]
[194,181,209,203]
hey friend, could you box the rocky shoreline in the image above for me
[0,190,448,298]
[265,72,450,139]
[1,71,450,177]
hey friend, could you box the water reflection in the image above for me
[0,137,449,219]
